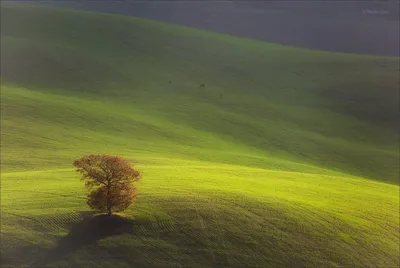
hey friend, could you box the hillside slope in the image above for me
[1,4,399,268]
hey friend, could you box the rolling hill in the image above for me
[1,4,399,268]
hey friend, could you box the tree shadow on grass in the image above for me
[34,212,136,267]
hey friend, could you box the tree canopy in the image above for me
[74,155,141,215]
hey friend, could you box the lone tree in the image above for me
[74,155,142,216]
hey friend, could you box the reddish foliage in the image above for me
[74,155,141,215]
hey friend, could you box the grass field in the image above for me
[1,4,399,268]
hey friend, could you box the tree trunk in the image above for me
[107,181,112,216]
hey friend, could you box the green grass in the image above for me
[1,4,399,268]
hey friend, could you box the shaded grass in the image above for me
[35,213,134,267]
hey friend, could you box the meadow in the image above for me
[1,4,399,268]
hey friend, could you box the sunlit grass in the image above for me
[2,161,399,267]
